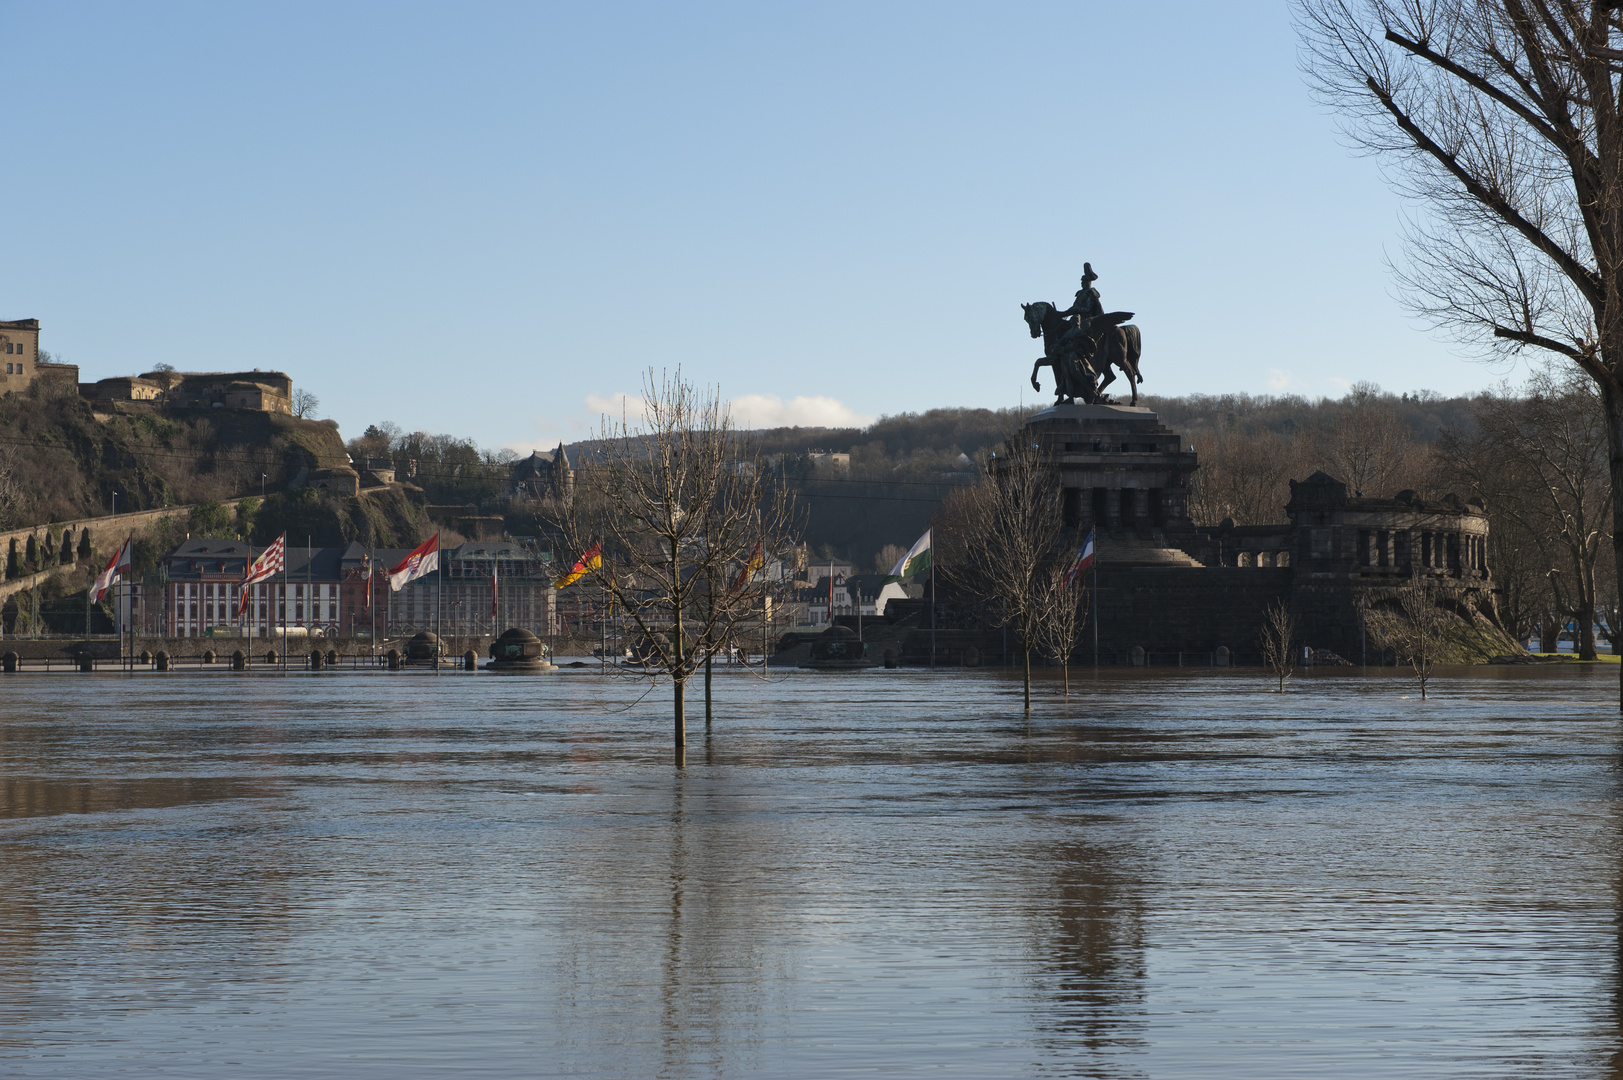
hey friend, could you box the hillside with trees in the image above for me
[0,377,349,530]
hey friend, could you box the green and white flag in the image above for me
[883,529,932,583]
[875,528,932,616]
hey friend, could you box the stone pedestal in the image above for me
[1024,403,1199,541]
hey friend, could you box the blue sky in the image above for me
[0,2,1520,450]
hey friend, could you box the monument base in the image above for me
[1026,405,1199,543]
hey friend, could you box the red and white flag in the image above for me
[1061,529,1095,590]
[389,534,439,592]
[90,538,132,603]
[238,534,286,616]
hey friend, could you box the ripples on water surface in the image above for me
[0,665,1619,1077]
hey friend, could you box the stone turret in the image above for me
[550,442,574,500]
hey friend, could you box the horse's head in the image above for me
[1021,301,1050,339]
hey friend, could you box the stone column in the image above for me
[1103,487,1122,527]
[1131,488,1150,525]
[1062,487,1086,529]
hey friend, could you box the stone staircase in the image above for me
[1094,535,1206,567]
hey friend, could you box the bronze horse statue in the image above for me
[1022,301,1143,406]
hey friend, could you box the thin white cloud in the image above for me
[503,390,874,454]
[727,393,875,429]
[1266,368,1307,392]
[584,391,639,419]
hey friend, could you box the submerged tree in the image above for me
[1032,559,1089,696]
[1260,599,1299,693]
[1370,572,1450,700]
[951,432,1064,712]
[1298,0,1623,705]
[549,370,794,765]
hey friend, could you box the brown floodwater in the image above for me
[0,664,1618,1077]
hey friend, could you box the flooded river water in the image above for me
[0,665,1619,1077]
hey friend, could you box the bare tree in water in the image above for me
[950,432,1063,712]
[1033,560,1089,696]
[548,370,794,765]
[1370,572,1449,700]
[1260,599,1298,693]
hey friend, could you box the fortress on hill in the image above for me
[0,317,292,414]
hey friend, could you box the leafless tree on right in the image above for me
[1033,560,1089,696]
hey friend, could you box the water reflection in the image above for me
[0,670,1615,1077]
[0,775,273,818]
[1028,835,1147,1069]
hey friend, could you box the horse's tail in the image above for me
[1121,324,1142,382]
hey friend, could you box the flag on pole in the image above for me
[875,529,932,616]
[1062,529,1096,589]
[238,533,287,616]
[553,542,601,589]
[388,534,440,592]
[732,541,763,592]
[90,538,132,604]
[882,529,932,583]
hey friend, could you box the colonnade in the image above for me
[1064,485,1167,529]
[1356,527,1487,576]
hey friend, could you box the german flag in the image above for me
[553,542,601,589]
[732,542,763,592]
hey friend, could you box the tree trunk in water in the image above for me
[674,674,686,767]
[1606,387,1623,712]
[1023,643,1031,712]
[1541,618,1560,655]
[705,652,713,730]
[1062,660,1069,697]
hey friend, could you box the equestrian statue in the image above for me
[1023,263,1143,406]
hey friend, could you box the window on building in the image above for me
[4,364,11,374]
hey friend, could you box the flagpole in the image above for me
[436,542,443,675]
[125,532,133,674]
[1092,534,1100,672]
[930,566,937,670]
[280,539,287,677]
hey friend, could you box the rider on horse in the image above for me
[1058,263,1104,328]
[1025,262,1144,406]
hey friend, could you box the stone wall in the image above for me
[1096,565,1292,664]
[0,498,251,604]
